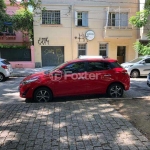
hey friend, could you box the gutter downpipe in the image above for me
[71,4,74,60]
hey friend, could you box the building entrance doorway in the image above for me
[117,46,126,64]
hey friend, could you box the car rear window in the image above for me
[110,61,122,68]
[1,60,10,65]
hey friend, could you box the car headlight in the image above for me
[22,77,39,85]
[124,65,133,68]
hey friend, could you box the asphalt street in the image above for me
[0,77,149,104]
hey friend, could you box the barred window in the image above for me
[99,44,107,56]
[78,44,86,56]
[42,10,60,24]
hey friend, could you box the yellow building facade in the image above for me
[34,0,139,67]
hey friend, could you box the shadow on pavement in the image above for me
[25,94,107,103]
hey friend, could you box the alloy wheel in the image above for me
[131,70,139,78]
[34,87,52,102]
[0,74,4,82]
[108,84,123,98]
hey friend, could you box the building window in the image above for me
[78,44,86,56]
[75,12,88,27]
[42,10,60,24]
[108,12,128,26]
[99,44,107,56]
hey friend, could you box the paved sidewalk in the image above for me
[0,99,150,150]
[11,67,55,77]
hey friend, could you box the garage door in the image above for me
[41,46,64,66]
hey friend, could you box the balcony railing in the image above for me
[0,32,16,40]
[105,26,132,30]
[104,25,133,39]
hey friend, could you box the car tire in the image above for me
[33,87,53,103]
[0,73,5,82]
[107,83,124,98]
[130,70,140,78]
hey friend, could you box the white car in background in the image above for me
[121,55,150,78]
[0,58,13,82]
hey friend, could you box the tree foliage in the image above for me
[129,0,150,55]
[0,0,11,32]
[11,9,34,44]
[9,0,42,12]
[8,0,43,45]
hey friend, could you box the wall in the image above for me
[34,0,139,66]
[10,46,35,68]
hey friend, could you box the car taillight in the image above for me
[122,70,128,75]
[1,65,8,69]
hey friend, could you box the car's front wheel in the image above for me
[130,70,140,78]
[107,83,124,98]
[34,87,53,102]
[0,73,5,82]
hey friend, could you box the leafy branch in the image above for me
[129,0,150,55]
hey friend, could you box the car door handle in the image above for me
[104,74,111,77]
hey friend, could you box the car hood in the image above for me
[121,62,134,67]
[23,72,46,81]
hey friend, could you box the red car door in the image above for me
[86,61,115,94]
[51,62,87,97]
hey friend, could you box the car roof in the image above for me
[66,58,117,64]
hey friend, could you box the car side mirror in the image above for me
[140,60,145,64]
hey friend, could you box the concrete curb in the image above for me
[104,97,150,101]
[11,67,55,77]
[11,73,37,77]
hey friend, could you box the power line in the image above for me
[76,0,146,5]
[43,0,147,5]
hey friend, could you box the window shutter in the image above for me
[75,11,78,26]
[115,13,119,26]
[120,13,128,26]
[82,12,88,27]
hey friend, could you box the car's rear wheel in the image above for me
[34,87,52,103]
[107,83,124,98]
[0,73,5,82]
[130,70,140,78]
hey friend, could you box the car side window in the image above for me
[104,62,112,70]
[145,58,150,63]
[87,61,111,72]
[62,62,85,74]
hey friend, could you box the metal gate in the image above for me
[41,46,64,66]
[0,48,31,61]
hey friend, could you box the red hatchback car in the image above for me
[19,57,130,102]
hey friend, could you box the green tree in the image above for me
[11,9,34,44]
[9,0,42,45]
[129,0,150,55]
[0,0,11,32]
[9,0,42,11]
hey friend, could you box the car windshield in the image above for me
[1,60,10,65]
[129,57,143,63]
[44,62,68,74]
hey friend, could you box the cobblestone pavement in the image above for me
[0,100,150,150]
